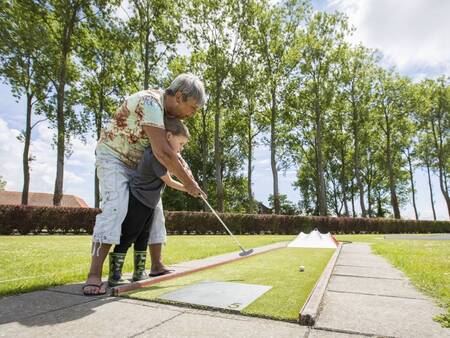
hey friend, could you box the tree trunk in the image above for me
[351,95,367,217]
[143,26,150,90]
[406,148,418,220]
[94,92,103,208]
[22,92,33,205]
[247,111,253,213]
[430,110,450,218]
[382,105,401,219]
[425,159,437,220]
[315,99,327,216]
[350,179,356,217]
[340,148,349,216]
[270,86,280,214]
[53,8,77,206]
[201,111,208,209]
[214,82,224,212]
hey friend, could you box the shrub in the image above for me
[0,204,449,235]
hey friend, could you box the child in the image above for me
[108,116,190,286]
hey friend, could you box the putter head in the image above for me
[239,248,254,257]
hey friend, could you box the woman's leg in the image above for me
[84,151,132,295]
[148,198,171,275]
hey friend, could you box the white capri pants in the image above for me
[148,198,166,245]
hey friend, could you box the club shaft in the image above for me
[201,195,245,251]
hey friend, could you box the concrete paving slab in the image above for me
[336,253,393,268]
[134,312,307,338]
[340,244,372,254]
[316,291,450,338]
[333,265,405,280]
[327,275,428,299]
[0,297,181,338]
[0,290,99,325]
[308,328,369,337]
[47,282,106,296]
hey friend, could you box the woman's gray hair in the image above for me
[165,73,206,107]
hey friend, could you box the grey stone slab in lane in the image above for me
[0,290,100,325]
[0,297,181,338]
[333,265,405,280]
[158,280,272,311]
[316,291,450,338]
[336,253,393,268]
[327,275,428,299]
[135,312,307,338]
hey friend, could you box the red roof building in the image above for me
[0,191,89,208]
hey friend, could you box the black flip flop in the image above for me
[149,269,174,277]
[82,282,107,296]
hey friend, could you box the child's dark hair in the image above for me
[164,115,190,139]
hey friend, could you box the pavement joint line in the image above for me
[312,325,392,337]
[333,273,405,281]
[117,297,171,310]
[127,312,184,337]
[327,289,429,301]
[304,327,311,338]
[335,264,390,268]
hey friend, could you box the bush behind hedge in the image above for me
[0,204,449,235]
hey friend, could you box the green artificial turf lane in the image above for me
[123,247,335,321]
[0,235,294,296]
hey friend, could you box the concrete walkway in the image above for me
[1,242,449,337]
[315,243,450,338]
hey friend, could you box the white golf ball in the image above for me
[299,265,305,272]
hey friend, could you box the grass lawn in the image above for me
[0,235,294,296]
[123,247,335,321]
[336,234,450,327]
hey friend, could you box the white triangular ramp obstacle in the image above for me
[288,228,338,248]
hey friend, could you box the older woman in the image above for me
[83,73,206,295]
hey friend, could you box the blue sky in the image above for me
[0,0,449,219]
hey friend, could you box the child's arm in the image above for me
[160,173,187,192]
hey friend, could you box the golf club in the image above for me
[201,195,254,256]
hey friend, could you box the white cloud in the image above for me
[0,117,96,206]
[326,0,450,76]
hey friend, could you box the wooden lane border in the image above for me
[298,242,343,326]
[111,243,287,296]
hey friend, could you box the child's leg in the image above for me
[109,194,151,286]
[131,209,154,281]
[113,194,150,253]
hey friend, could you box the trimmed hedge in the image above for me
[0,205,100,235]
[0,204,449,235]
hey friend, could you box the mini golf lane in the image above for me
[121,248,335,322]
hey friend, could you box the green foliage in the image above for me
[0,176,6,191]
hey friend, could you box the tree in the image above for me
[417,77,450,218]
[373,70,412,219]
[268,194,298,215]
[0,176,6,191]
[0,0,51,204]
[340,45,377,217]
[128,0,181,90]
[293,12,350,216]
[36,0,118,206]
[78,17,133,207]
[245,0,310,214]
[184,0,244,212]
